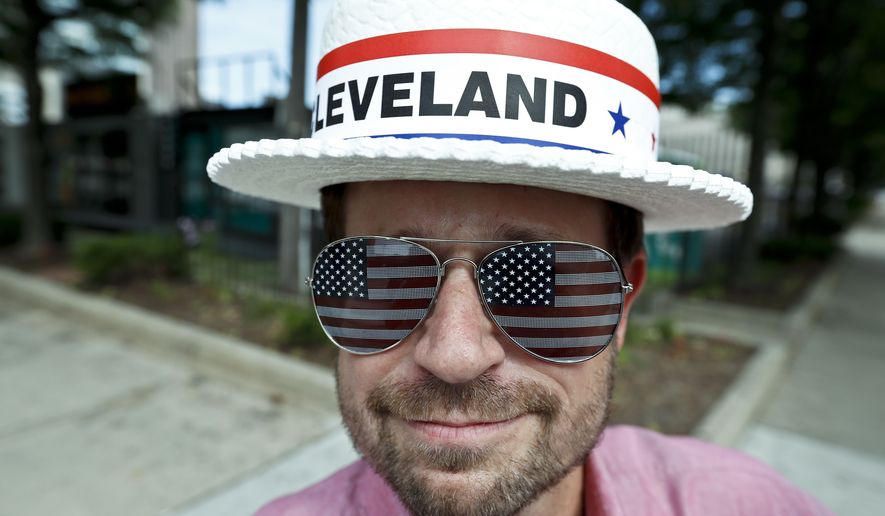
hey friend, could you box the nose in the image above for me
[410,260,506,384]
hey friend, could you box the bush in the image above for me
[793,214,846,237]
[275,303,328,349]
[73,233,189,285]
[0,212,22,248]
[655,316,680,343]
[845,195,872,223]
[759,235,838,263]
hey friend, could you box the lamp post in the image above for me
[278,0,311,293]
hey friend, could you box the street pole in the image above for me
[278,0,311,293]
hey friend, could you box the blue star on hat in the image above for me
[609,103,630,138]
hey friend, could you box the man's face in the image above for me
[335,180,640,516]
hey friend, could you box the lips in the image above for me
[405,415,527,443]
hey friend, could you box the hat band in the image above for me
[313,29,660,159]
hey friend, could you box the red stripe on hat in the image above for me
[317,28,661,108]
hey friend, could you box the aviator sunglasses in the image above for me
[306,237,634,364]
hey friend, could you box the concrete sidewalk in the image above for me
[0,286,357,516]
[736,196,885,516]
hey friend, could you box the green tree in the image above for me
[0,0,178,257]
[623,0,885,280]
[622,0,787,282]
[776,0,885,225]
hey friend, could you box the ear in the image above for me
[613,249,647,351]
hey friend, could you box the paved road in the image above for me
[0,293,357,516]
[738,195,885,516]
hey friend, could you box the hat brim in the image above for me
[206,137,752,233]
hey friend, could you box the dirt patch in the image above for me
[610,336,753,434]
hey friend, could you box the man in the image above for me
[208,0,831,514]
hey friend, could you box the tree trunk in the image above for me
[785,1,827,230]
[785,154,804,225]
[729,1,783,287]
[794,0,837,225]
[811,156,833,220]
[20,4,53,258]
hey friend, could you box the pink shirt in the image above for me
[256,425,832,516]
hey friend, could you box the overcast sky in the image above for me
[198,0,333,107]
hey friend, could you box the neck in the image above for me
[518,464,585,516]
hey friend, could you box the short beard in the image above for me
[337,352,616,516]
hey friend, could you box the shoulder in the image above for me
[591,425,833,516]
[254,460,408,516]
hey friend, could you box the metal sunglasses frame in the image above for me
[305,236,634,364]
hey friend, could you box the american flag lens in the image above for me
[478,242,624,363]
[310,237,439,354]
[310,238,624,363]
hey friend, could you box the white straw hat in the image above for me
[207,0,753,232]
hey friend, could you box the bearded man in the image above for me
[207,0,831,514]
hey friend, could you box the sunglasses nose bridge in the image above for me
[439,257,479,276]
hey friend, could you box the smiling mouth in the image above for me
[404,415,528,443]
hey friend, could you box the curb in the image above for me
[693,342,789,446]
[688,258,844,446]
[783,255,843,340]
[167,427,359,516]
[0,266,337,409]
